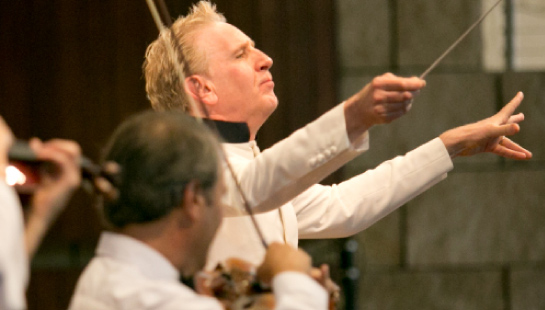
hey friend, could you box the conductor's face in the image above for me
[193,22,278,137]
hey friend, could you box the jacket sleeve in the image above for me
[293,138,453,238]
[223,103,369,216]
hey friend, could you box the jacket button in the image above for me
[316,154,325,163]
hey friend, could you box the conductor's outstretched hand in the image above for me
[439,91,532,160]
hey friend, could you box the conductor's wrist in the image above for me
[439,130,464,158]
[343,99,372,143]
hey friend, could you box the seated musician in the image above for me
[0,116,81,310]
[68,111,328,310]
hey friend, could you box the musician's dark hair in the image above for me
[100,110,219,228]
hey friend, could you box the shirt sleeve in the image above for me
[272,272,328,310]
[294,138,453,238]
[0,181,29,310]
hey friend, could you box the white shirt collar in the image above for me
[96,231,180,282]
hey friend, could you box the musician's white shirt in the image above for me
[0,182,28,310]
[68,232,327,310]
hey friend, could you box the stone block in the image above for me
[397,0,483,69]
[342,73,500,175]
[299,238,340,267]
[399,73,499,164]
[501,72,545,161]
[298,239,344,287]
[354,209,401,269]
[359,270,503,310]
[408,170,545,266]
[511,266,545,310]
[339,74,372,102]
[340,75,401,171]
[336,0,390,69]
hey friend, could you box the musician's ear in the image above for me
[178,181,206,228]
[185,75,218,107]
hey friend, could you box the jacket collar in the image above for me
[203,119,250,143]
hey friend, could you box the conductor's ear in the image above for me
[185,76,218,107]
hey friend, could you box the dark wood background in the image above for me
[0,1,339,308]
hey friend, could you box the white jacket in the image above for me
[207,103,453,268]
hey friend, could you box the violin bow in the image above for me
[144,0,268,249]
[420,0,503,79]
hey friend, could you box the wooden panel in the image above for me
[257,1,339,147]
[26,269,82,310]
[0,1,338,308]
[0,0,32,137]
[257,0,340,184]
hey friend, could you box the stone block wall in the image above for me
[335,0,545,309]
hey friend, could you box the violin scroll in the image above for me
[7,139,121,200]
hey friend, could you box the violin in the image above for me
[7,139,119,199]
[195,258,339,310]
[195,258,274,310]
